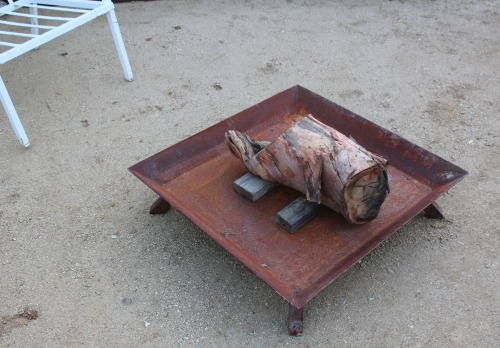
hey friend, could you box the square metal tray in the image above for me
[129,85,467,334]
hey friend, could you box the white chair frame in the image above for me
[0,0,133,147]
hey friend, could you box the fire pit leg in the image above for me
[149,196,171,215]
[288,304,304,336]
[423,202,444,219]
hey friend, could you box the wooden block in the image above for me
[276,196,322,233]
[232,172,278,202]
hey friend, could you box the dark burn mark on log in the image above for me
[383,170,390,193]
[304,159,323,202]
[251,142,264,154]
[356,187,387,221]
[270,152,285,177]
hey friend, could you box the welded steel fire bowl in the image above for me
[129,85,467,318]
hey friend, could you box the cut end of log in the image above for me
[344,166,388,224]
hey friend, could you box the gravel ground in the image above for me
[0,0,498,347]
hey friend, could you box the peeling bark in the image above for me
[226,114,389,224]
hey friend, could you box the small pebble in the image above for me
[111,235,117,239]
[121,298,133,305]
[144,320,151,328]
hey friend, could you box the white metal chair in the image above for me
[0,0,133,147]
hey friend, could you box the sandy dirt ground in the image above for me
[0,0,498,346]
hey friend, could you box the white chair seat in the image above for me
[0,0,133,147]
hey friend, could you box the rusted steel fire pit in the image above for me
[129,85,467,335]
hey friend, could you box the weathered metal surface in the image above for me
[129,85,467,309]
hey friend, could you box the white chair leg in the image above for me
[106,9,134,82]
[0,76,30,147]
[30,5,39,36]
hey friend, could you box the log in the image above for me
[232,172,278,202]
[226,114,389,224]
[276,195,323,233]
